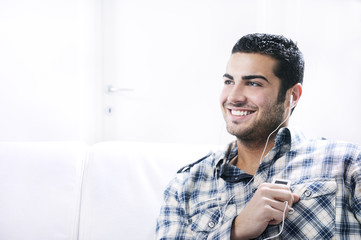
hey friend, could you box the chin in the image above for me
[226,125,250,139]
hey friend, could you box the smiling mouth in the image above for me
[230,110,255,116]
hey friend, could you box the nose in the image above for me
[227,84,247,104]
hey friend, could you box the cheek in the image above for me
[257,97,270,108]
[252,90,278,109]
[248,93,267,108]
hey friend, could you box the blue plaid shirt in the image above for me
[155,127,361,239]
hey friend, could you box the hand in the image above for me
[230,183,300,240]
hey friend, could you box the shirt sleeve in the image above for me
[350,151,361,224]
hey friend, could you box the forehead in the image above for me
[226,52,279,81]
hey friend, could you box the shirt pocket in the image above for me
[189,205,220,238]
[189,200,236,239]
[283,179,337,239]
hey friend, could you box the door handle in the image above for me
[107,85,134,93]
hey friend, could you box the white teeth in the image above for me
[231,110,251,116]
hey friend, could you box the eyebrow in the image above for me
[243,75,270,83]
[223,73,234,80]
[223,73,269,83]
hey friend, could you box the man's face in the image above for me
[220,52,288,143]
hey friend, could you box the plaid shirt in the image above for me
[155,127,361,239]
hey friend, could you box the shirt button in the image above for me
[208,221,216,228]
[304,190,312,197]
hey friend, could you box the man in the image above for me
[155,33,361,239]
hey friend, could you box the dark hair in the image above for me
[232,33,304,103]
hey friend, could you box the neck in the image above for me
[234,135,276,175]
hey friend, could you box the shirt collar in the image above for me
[214,126,306,171]
[214,141,237,170]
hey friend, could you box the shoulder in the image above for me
[173,143,234,186]
[177,152,214,174]
[176,143,231,174]
[162,152,216,200]
[293,131,361,154]
[295,137,361,168]
[162,143,234,202]
[316,138,360,156]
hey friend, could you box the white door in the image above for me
[100,0,258,145]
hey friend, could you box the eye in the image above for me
[247,81,262,87]
[224,79,234,85]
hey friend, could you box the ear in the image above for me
[289,83,302,108]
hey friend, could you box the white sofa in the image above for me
[0,141,218,240]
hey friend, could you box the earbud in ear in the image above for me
[289,95,293,108]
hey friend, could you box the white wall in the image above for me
[288,0,361,144]
[0,0,360,146]
[0,0,102,144]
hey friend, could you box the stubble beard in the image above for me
[225,102,286,148]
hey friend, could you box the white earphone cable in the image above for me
[215,95,295,235]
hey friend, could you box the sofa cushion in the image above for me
[78,141,214,240]
[0,141,88,240]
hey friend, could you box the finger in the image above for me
[269,219,283,225]
[293,192,300,203]
[261,182,290,190]
[267,188,295,206]
[268,199,292,213]
[266,205,287,225]
[256,185,296,210]
[257,184,291,199]
[267,183,300,206]
[271,202,293,226]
